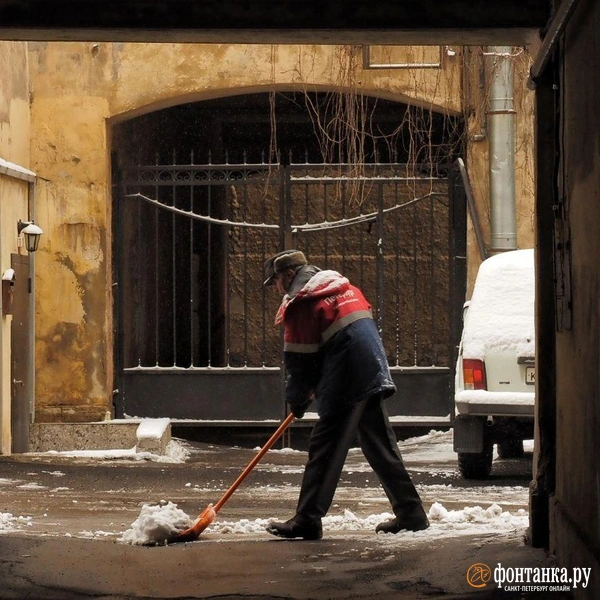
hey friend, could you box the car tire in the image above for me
[458,436,493,479]
[497,439,524,459]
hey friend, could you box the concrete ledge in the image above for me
[135,418,171,455]
[29,419,172,454]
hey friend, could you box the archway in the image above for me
[111,91,465,421]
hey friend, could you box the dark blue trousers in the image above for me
[296,394,424,521]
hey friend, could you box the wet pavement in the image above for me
[0,432,566,599]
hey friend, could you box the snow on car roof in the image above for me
[462,249,535,360]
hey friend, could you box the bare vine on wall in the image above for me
[263,43,533,214]
[278,45,466,205]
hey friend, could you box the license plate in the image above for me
[526,367,535,385]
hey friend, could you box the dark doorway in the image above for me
[11,253,31,453]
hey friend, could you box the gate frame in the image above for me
[112,158,467,426]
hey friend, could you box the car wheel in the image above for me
[497,439,524,459]
[458,438,493,479]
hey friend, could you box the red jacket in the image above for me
[276,270,373,351]
[276,267,396,417]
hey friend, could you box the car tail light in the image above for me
[463,358,487,390]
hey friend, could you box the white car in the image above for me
[453,249,535,479]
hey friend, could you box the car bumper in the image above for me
[455,390,535,417]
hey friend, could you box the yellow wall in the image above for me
[0,41,32,452]
[26,42,534,422]
[462,47,536,294]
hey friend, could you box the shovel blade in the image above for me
[167,504,216,544]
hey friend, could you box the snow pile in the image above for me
[428,501,528,532]
[219,517,273,534]
[161,439,191,463]
[117,501,528,545]
[39,439,190,463]
[202,504,528,539]
[0,512,32,533]
[326,509,391,532]
[119,501,193,545]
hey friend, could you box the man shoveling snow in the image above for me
[262,250,429,540]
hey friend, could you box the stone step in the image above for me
[29,418,171,455]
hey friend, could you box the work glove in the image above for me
[290,399,312,419]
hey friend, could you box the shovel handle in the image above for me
[213,412,295,513]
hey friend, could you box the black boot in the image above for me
[376,507,430,534]
[266,516,323,540]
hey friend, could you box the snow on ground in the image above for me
[118,501,528,546]
[211,502,528,541]
[1,429,534,544]
[114,429,531,546]
[257,445,304,454]
[27,439,191,463]
[0,512,32,533]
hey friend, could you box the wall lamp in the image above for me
[17,219,43,253]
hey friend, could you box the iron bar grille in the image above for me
[119,157,453,372]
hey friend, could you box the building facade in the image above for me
[0,41,535,444]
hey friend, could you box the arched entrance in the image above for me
[111,91,466,422]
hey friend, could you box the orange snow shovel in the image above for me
[167,412,296,544]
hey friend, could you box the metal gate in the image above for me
[113,157,466,424]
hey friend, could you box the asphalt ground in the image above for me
[0,434,570,600]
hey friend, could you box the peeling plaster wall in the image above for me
[30,97,111,421]
[27,42,534,421]
[0,41,31,452]
[29,42,111,421]
[0,42,30,164]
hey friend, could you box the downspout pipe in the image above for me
[487,46,517,252]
